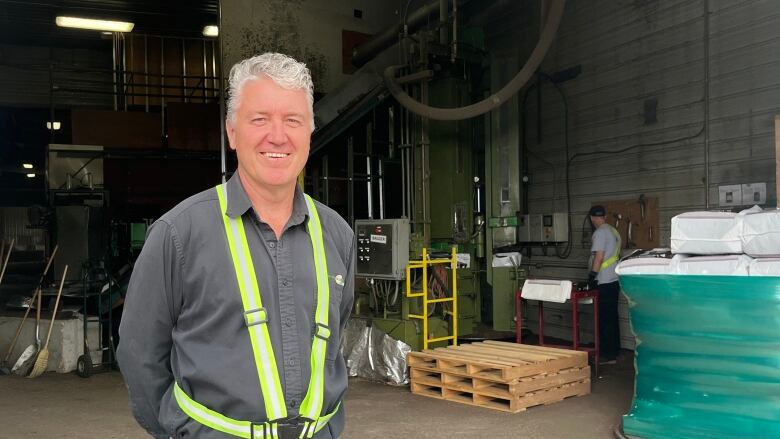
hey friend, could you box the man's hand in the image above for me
[587,270,598,290]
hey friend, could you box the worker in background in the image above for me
[118,53,355,439]
[587,205,621,365]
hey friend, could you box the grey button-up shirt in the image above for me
[117,171,355,439]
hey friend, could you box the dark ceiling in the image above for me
[0,0,219,48]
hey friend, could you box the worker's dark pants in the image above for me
[598,281,621,361]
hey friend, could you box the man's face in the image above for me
[590,215,603,228]
[226,75,312,191]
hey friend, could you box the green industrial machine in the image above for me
[307,12,541,350]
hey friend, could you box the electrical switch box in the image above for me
[355,219,410,280]
[517,213,569,243]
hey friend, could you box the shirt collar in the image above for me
[223,170,309,227]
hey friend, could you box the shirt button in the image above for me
[289,400,297,408]
[283,280,290,287]
[287,358,296,367]
[269,242,276,248]
[284,317,293,327]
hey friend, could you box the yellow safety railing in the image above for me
[406,247,458,350]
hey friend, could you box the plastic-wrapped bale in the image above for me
[616,257,675,275]
[619,274,780,439]
[670,211,742,255]
[741,209,780,257]
[672,254,752,276]
[749,258,780,276]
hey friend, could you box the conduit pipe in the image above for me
[383,0,565,121]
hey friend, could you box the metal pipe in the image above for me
[218,1,227,182]
[182,39,187,103]
[202,39,208,103]
[352,0,443,67]
[379,158,385,219]
[395,69,434,85]
[366,156,373,219]
[421,80,430,245]
[144,35,149,112]
[161,37,166,138]
[451,0,457,63]
[112,33,117,110]
[211,40,217,100]
[439,0,448,45]
[384,0,565,120]
[122,33,127,111]
[703,0,711,209]
[348,137,354,225]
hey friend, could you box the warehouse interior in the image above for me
[1,0,778,438]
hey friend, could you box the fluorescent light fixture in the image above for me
[26,173,36,178]
[202,25,219,37]
[23,163,33,169]
[56,16,134,33]
[46,121,62,130]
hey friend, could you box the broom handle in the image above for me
[0,238,14,286]
[42,266,68,350]
[2,287,39,363]
[37,244,59,287]
[35,244,58,341]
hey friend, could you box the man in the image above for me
[587,205,621,364]
[118,53,355,439]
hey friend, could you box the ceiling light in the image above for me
[56,16,134,33]
[46,121,62,130]
[202,25,219,37]
[23,163,33,169]
[26,173,36,178]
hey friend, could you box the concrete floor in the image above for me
[0,355,634,438]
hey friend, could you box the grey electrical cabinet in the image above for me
[354,218,410,280]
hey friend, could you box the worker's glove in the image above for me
[587,271,598,290]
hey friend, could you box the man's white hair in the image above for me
[226,52,314,130]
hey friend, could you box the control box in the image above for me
[517,213,569,242]
[355,219,410,280]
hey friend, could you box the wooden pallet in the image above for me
[408,341,591,413]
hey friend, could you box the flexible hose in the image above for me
[383,0,565,120]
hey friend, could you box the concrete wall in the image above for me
[221,0,399,93]
[0,315,100,373]
[510,0,779,348]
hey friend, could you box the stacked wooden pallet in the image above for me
[408,341,590,413]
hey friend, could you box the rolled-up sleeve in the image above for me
[117,220,182,438]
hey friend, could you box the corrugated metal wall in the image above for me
[0,208,46,251]
[0,43,112,108]
[517,0,779,349]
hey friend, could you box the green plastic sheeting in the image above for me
[619,274,780,439]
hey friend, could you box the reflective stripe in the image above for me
[175,184,335,438]
[299,194,330,431]
[216,184,287,420]
[600,225,622,270]
[174,383,340,439]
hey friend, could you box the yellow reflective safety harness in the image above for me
[174,184,338,439]
[599,225,622,271]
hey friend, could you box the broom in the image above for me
[28,265,68,379]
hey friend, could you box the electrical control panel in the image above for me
[355,219,410,280]
[517,213,569,243]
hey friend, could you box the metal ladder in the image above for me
[406,247,458,350]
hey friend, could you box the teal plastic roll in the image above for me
[620,274,780,439]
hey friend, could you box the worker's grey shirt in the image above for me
[117,171,355,439]
[590,223,620,284]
